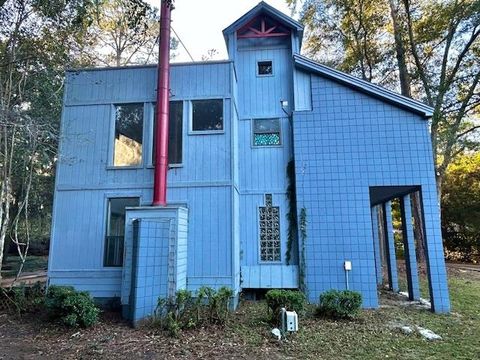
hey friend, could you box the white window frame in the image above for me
[251,117,282,148]
[257,60,274,77]
[189,98,225,135]
[108,102,146,169]
[148,101,185,168]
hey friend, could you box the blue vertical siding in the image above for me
[49,62,236,298]
[236,47,293,119]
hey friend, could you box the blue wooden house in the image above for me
[48,2,450,323]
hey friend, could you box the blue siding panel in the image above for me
[237,48,293,119]
[293,75,450,312]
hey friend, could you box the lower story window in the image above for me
[259,194,281,262]
[253,118,281,146]
[104,197,139,267]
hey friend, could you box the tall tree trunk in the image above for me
[411,192,426,264]
[388,0,429,263]
[388,0,411,97]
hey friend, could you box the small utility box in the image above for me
[286,311,298,332]
[281,309,298,332]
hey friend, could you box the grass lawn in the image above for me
[0,266,479,359]
[1,255,48,278]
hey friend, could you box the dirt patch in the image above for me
[0,309,284,360]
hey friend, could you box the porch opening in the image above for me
[369,186,432,310]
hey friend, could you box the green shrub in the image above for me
[317,290,362,319]
[155,286,234,337]
[265,289,306,323]
[45,286,100,328]
[0,282,45,314]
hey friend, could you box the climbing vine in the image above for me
[285,160,298,265]
[299,207,307,294]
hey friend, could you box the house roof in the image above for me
[294,54,434,118]
[223,1,304,45]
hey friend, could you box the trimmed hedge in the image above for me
[265,289,306,322]
[317,290,362,319]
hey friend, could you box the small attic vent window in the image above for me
[258,61,273,76]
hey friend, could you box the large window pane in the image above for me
[153,101,183,165]
[192,99,223,132]
[114,103,143,166]
[104,197,139,267]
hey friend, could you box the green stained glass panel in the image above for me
[254,133,280,146]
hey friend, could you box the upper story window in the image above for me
[113,103,143,167]
[253,118,281,146]
[191,99,223,133]
[104,197,139,267]
[153,101,184,166]
[257,61,273,76]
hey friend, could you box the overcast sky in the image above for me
[145,0,295,62]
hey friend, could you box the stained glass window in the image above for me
[253,118,281,146]
[259,194,281,262]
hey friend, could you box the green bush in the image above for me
[45,286,100,328]
[265,289,306,323]
[0,282,45,314]
[317,290,362,319]
[155,286,234,337]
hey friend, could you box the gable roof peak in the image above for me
[222,1,304,37]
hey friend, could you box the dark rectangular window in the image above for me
[104,197,139,267]
[257,61,273,76]
[253,118,281,146]
[153,101,183,165]
[114,103,144,166]
[191,99,223,132]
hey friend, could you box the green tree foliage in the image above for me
[288,0,480,192]
[0,0,94,276]
[81,0,179,66]
[441,153,480,262]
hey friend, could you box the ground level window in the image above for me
[104,197,139,267]
[113,103,144,166]
[253,118,281,146]
[191,99,223,132]
[259,194,281,262]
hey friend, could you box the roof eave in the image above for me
[294,54,433,119]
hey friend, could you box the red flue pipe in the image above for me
[153,0,174,206]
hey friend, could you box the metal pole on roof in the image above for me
[153,0,174,206]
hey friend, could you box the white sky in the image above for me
[145,0,294,62]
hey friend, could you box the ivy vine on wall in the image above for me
[299,207,307,294]
[285,160,297,265]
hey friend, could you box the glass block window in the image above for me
[257,60,273,76]
[113,103,143,166]
[191,99,223,132]
[253,118,281,146]
[104,197,139,267]
[259,194,281,262]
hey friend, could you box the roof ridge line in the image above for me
[294,54,433,118]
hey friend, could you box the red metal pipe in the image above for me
[153,0,174,206]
